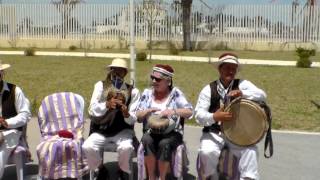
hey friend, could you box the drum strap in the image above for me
[259,101,274,158]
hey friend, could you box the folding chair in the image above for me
[36,92,88,179]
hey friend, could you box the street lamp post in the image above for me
[129,0,136,84]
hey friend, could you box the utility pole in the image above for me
[129,0,136,83]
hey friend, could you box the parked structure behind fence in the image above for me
[0,3,319,48]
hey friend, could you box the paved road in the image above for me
[3,119,320,180]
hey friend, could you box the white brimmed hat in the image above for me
[0,61,11,71]
[107,58,128,70]
[214,53,240,69]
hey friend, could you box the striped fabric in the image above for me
[36,92,88,179]
[137,143,188,180]
[196,147,240,180]
[218,147,240,180]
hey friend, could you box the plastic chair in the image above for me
[137,142,188,180]
[6,126,31,180]
[36,92,88,179]
[196,146,240,180]
[88,132,139,180]
[137,118,189,180]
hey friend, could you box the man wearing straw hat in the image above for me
[82,58,140,180]
[195,53,267,180]
[0,62,31,178]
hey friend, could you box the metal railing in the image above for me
[0,3,319,43]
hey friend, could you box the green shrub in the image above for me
[296,47,315,68]
[24,48,35,56]
[168,42,179,55]
[136,51,147,61]
[213,42,231,50]
[69,45,77,51]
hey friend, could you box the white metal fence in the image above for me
[0,3,320,43]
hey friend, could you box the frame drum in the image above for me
[222,98,269,146]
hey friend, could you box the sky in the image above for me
[1,0,312,5]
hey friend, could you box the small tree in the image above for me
[142,0,164,62]
[296,47,316,68]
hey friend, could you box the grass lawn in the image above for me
[3,55,320,132]
[1,47,319,62]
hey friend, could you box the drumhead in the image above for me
[222,98,268,146]
[147,114,176,134]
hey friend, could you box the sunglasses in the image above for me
[150,76,163,82]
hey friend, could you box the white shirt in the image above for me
[195,79,266,127]
[0,82,31,134]
[88,81,140,125]
[135,87,194,134]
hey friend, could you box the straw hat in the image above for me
[107,58,128,70]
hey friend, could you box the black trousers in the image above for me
[141,131,183,162]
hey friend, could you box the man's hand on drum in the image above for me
[227,90,242,98]
[213,108,233,122]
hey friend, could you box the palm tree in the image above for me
[51,0,84,39]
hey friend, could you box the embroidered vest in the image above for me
[89,80,133,137]
[0,83,20,131]
[202,79,240,133]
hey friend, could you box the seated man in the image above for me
[135,64,193,180]
[195,53,267,180]
[0,62,31,179]
[82,58,140,180]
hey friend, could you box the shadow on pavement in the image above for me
[3,161,196,180]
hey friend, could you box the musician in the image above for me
[0,62,31,178]
[135,64,193,180]
[82,58,140,180]
[195,53,266,180]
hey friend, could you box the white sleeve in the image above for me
[6,86,31,128]
[174,88,194,120]
[195,85,216,126]
[88,81,107,117]
[124,88,141,125]
[239,80,267,102]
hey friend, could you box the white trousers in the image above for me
[198,132,259,180]
[0,130,21,178]
[82,129,135,173]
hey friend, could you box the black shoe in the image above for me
[97,166,109,180]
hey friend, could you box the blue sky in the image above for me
[2,0,311,5]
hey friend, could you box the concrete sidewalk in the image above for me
[3,118,320,180]
[1,50,319,67]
